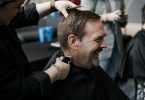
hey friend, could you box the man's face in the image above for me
[0,0,24,25]
[75,20,107,69]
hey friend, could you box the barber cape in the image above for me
[44,50,129,100]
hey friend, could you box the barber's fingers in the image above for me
[55,58,65,65]
[111,11,121,22]
[55,58,70,80]
[114,10,122,16]
[114,14,121,20]
[61,9,69,18]
[55,1,77,17]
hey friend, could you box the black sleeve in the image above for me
[117,33,145,81]
[0,43,52,100]
[10,3,40,29]
[129,37,145,80]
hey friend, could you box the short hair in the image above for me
[0,0,17,8]
[57,9,100,50]
[141,4,145,25]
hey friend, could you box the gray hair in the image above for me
[57,9,100,50]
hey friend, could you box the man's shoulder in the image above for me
[133,29,145,41]
[127,29,145,51]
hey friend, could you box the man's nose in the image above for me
[100,40,107,48]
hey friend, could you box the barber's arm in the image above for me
[36,0,77,18]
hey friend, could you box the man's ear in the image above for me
[67,34,79,50]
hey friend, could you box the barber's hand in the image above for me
[54,58,70,80]
[101,10,122,23]
[54,1,77,17]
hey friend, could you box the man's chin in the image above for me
[92,59,100,67]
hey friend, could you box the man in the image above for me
[45,9,129,100]
[118,4,145,100]
[80,0,126,79]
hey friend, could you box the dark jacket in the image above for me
[45,50,129,100]
[0,4,52,100]
[118,29,145,81]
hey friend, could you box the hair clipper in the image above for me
[59,56,72,64]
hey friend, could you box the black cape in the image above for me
[118,29,145,81]
[44,50,129,100]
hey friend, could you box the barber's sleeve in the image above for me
[0,64,53,99]
[30,71,53,99]
[0,51,52,99]
[10,3,40,29]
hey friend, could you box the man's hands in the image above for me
[101,10,122,23]
[55,1,77,17]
